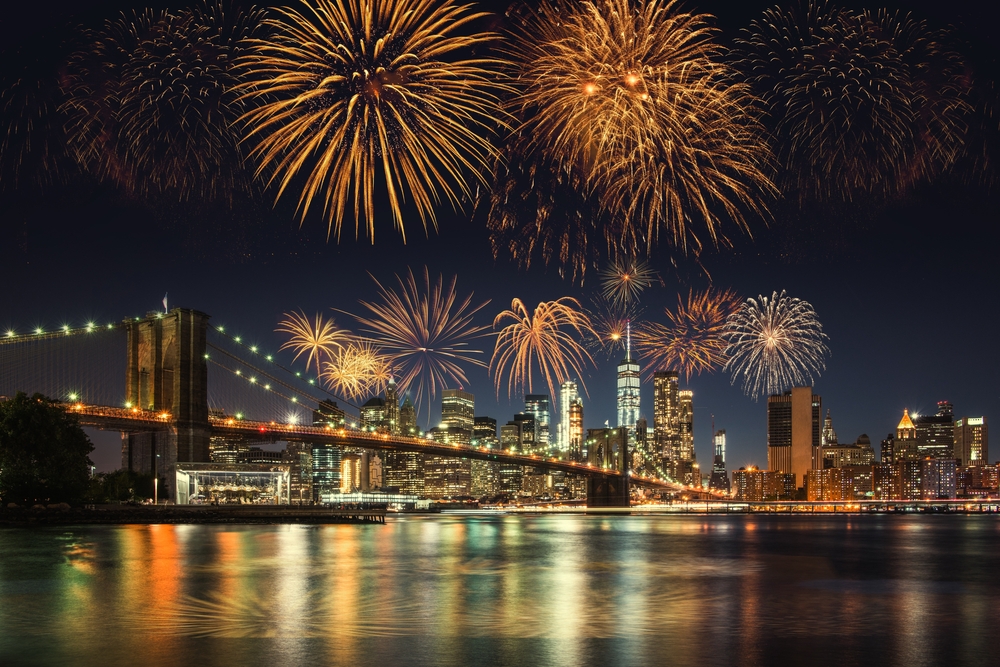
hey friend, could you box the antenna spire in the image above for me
[626,319,632,360]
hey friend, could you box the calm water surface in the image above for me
[1,514,998,667]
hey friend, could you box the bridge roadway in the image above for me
[64,403,714,495]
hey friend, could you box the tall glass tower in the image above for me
[558,381,579,452]
[525,394,551,451]
[616,322,641,436]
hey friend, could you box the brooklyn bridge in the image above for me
[1,307,717,506]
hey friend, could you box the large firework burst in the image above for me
[736,1,971,201]
[634,287,740,380]
[585,298,640,360]
[350,268,490,421]
[276,310,349,376]
[491,297,596,406]
[61,3,264,200]
[508,0,773,261]
[236,0,508,242]
[723,290,830,399]
[321,340,391,401]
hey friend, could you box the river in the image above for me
[1,514,998,666]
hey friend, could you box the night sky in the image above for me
[2,0,998,472]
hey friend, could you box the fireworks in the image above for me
[599,258,657,308]
[351,268,490,420]
[236,0,508,242]
[736,2,972,200]
[722,291,830,399]
[61,4,264,200]
[508,0,773,261]
[321,340,391,401]
[491,297,596,405]
[585,298,640,359]
[634,288,740,380]
[276,310,349,376]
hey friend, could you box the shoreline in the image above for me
[0,505,387,526]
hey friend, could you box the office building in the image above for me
[920,458,956,500]
[441,389,474,431]
[733,467,796,501]
[653,371,680,463]
[283,441,313,504]
[957,464,999,498]
[894,409,918,461]
[568,399,584,462]
[385,378,399,434]
[425,389,474,497]
[821,434,876,468]
[616,324,641,437]
[955,416,988,466]
[524,394,551,450]
[914,401,954,459]
[470,416,502,498]
[709,429,730,494]
[360,397,387,430]
[311,400,346,502]
[767,387,821,489]
[399,396,416,435]
[513,413,537,451]
[558,381,580,453]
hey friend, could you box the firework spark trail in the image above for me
[585,298,641,360]
[599,258,657,308]
[723,290,830,399]
[736,1,972,201]
[321,340,391,401]
[350,267,490,421]
[508,0,773,263]
[634,287,740,380]
[491,297,596,407]
[236,0,509,242]
[276,310,349,376]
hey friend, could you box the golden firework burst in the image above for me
[491,297,596,405]
[276,310,350,376]
[321,340,392,401]
[635,287,741,380]
[236,0,509,242]
[508,0,773,259]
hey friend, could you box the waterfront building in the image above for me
[957,464,1000,498]
[311,400,346,501]
[471,416,501,498]
[208,436,249,465]
[524,394,551,451]
[920,458,956,500]
[709,429,731,494]
[558,381,580,453]
[568,399,584,462]
[899,460,923,500]
[383,394,423,495]
[425,389,475,498]
[767,387,821,489]
[522,471,550,498]
[733,467,796,501]
[442,389,474,431]
[880,434,894,463]
[616,324,641,438]
[513,413,537,452]
[678,390,695,465]
[806,468,845,501]
[399,396,416,435]
[955,416,989,466]
[872,463,899,500]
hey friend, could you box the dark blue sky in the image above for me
[1,0,998,471]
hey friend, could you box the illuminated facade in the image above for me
[821,435,876,468]
[558,381,580,453]
[709,429,730,494]
[385,378,399,434]
[383,393,423,495]
[424,390,474,497]
[914,401,954,459]
[524,394,551,450]
[568,399,584,462]
[653,370,680,466]
[893,409,918,461]
[616,324,641,437]
[732,467,796,501]
[955,416,988,466]
[767,387,821,490]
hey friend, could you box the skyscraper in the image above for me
[653,371,680,463]
[709,429,730,493]
[558,381,579,452]
[441,389,474,432]
[914,401,954,459]
[524,394,551,450]
[616,323,641,436]
[425,389,474,497]
[311,399,345,502]
[399,396,416,435]
[894,409,918,461]
[385,378,399,435]
[767,387,821,490]
[955,416,989,466]
[568,399,584,462]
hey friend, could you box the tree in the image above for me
[0,392,94,505]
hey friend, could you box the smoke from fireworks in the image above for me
[351,268,490,421]
[236,0,508,242]
[635,287,740,380]
[736,1,972,201]
[491,297,596,406]
[276,310,349,376]
[723,290,830,399]
[507,0,773,264]
[321,340,391,401]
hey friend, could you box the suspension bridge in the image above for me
[1,307,717,506]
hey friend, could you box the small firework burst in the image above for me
[599,258,658,307]
[276,310,349,376]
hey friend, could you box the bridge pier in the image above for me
[586,474,630,508]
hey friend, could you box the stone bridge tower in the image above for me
[122,309,211,492]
